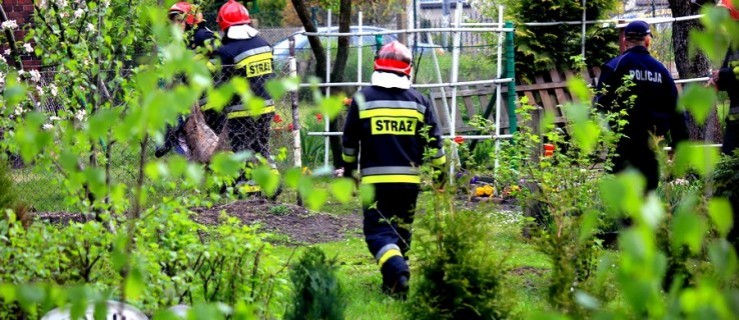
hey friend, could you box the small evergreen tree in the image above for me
[502,0,619,82]
[285,247,345,320]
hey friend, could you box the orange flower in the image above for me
[343,97,353,106]
[273,114,283,123]
[453,136,464,144]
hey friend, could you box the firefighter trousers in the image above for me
[363,183,419,286]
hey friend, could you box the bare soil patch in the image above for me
[37,199,363,245]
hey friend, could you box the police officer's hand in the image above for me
[707,69,719,88]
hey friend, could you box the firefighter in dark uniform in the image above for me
[342,41,447,297]
[209,0,277,193]
[595,20,688,191]
[156,1,217,158]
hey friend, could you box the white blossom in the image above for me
[29,70,41,82]
[74,9,84,19]
[75,109,87,121]
[1,20,18,30]
[86,23,95,33]
[50,84,58,97]
[18,70,24,76]
[36,85,44,96]
[50,116,61,121]
[56,0,68,8]
[3,49,10,56]
[38,0,48,8]
[14,106,24,116]
[24,43,34,54]
[42,123,53,131]
[59,12,69,19]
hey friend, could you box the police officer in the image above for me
[342,41,447,297]
[155,1,216,158]
[595,20,688,191]
[711,0,739,155]
[210,0,278,194]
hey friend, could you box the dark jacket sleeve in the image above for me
[717,50,738,92]
[421,96,447,168]
[341,95,361,172]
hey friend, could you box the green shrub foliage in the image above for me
[284,247,345,320]
[408,196,511,319]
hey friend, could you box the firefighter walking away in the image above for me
[342,41,447,298]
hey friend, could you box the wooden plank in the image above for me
[463,96,476,120]
[534,75,557,116]
[515,81,570,92]
[549,70,570,105]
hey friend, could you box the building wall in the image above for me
[2,0,41,69]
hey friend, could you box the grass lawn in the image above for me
[270,190,555,319]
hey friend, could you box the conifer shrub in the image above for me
[408,199,512,319]
[284,247,345,320]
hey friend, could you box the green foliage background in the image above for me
[501,0,620,82]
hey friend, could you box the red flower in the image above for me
[273,114,283,123]
[453,136,464,144]
[288,123,295,131]
[316,113,323,122]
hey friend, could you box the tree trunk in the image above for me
[326,0,352,168]
[290,0,327,81]
[668,0,723,143]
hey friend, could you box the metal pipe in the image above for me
[358,11,363,89]
[306,132,516,139]
[521,14,704,27]
[303,27,515,36]
[494,5,504,172]
[324,9,331,167]
[448,0,463,185]
[289,36,302,171]
[675,77,710,83]
[581,0,586,58]
[427,32,452,132]
[297,78,514,88]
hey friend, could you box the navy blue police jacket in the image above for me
[594,46,688,150]
[342,85,447,185]
[208,34,275,118]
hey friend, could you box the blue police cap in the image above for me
[624,20,653,39]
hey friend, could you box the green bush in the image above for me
[408,194,512,319]
[284,247,345,320]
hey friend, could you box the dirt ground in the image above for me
[190,199,363,244]
[37,199,363,245]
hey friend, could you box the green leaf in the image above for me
[575,290,600,310]
[305,189,329,211]
[330,178,355,204]
[185,163,205,185]
[284,167,302,189]
[17,284,45,312]
[708,239,738,279]
[87,109,118,140]
[3,72,27,107]
[579,210,600,242]
[677,85,717,126]
[253,166,280,197]
[265,77,299,101]
[206,84,235,112]
[168,156,189,177]
[708,198,733,238]
[359,184,376,207]
[145,161,169,180]
[672,211,708,254]
[0,284,16,302]
[124,266,145,300]
[319,95,346,120]
[639,193,665,230]
[672,142,720,177]
[210,153,245,177]
[69,286,89,320]
[567,77,592,102]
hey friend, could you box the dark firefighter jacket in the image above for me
[342,85,447,184]
[206,33,275,118]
